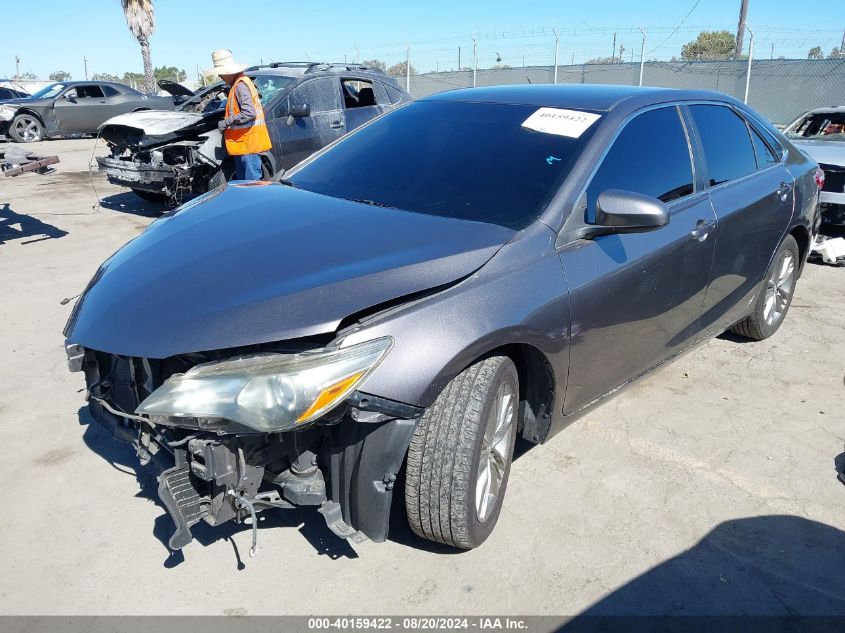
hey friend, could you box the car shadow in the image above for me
[560,514,845,629]
[97,191,167,218]
[0,201,68,245]
[77,406,358,568]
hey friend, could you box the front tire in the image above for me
[9,114,44,142]
[405,356,518,549]
[730,234,799,340]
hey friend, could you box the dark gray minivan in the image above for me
[65,85,821,554]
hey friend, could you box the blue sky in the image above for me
[4,0,844,81]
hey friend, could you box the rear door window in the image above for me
[689,104,757,186]
[383,83,405,104]
[585,106,694,222]
[748,125,778,170]
[102,85,120,97]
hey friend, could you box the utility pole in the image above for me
[735,0,749,58]
[472,35,477,87]
[611,32,617,62]
[84,56,88,80]
[15,55,20,79]
[552,28,559,84]
[458,46,461,70]
[743,24,754,104]
[770,43,773,60]
[405,43,410,92]
[638,27,647,87]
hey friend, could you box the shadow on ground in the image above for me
[78,406,358,568]
[97,192,167,218]
[561,514,845,630]
[0,202,68,245]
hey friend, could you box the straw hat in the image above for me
[209,49,247,76]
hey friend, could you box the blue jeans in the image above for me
[234,153,262,180]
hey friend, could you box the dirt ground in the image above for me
[1,138,844,616]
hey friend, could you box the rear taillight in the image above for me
[814,168,825,189]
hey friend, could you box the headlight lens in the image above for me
[136,337,392,432]
[0,105,17,121]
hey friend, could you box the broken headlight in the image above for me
[0,105,17,122]
[136,337,392,432]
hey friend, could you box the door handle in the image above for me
[776,181,793,200]
[330,119,344,129]
[690,219,714,242]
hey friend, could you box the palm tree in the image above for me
[121,0,156,94]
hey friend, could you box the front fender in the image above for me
[340,226,570,409]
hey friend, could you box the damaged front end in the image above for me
[68,339,420,555]
[97,112,226,202]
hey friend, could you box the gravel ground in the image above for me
[1,138,844,617]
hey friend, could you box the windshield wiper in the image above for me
[347,197,397,209]
[278,178,297,188]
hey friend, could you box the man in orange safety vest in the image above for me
[210,49,272,180]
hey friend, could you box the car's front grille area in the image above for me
[820,163,845,194]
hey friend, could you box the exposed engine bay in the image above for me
[96,85,230,203]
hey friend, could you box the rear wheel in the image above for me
[9,114,43,142]
[730,235,799,340]
[405,355,518,549]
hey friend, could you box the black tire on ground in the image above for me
[729,234,800,341]
[9,114,44,143]
[130,188,168,203]
[405,355,518,549]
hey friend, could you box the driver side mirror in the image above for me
[577,189,670,240]
[63,93,77,103]
[286,103,310,127]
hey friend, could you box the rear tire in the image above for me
[405,355,518,549]
[730,235,799,340]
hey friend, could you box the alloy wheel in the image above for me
[763,250,795,326]
[14,116,41,142]
[475,380,516,522]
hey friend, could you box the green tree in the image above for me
[153,65,186,82]
[681,30,736,61]
[361,59,387,73]
[830,47,844,59]
[19,72,37,80]
[387,61,416,77]
[808,46,823,60]
[121,0,156,93]
[585,56,617,64]
[49,70,72,81]
[92,72,119,81]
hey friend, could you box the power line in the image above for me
[646,0,703,55]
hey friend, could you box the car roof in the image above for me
[799,106,845,115]
[422,84,740,112]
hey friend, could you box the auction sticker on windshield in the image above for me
[522,108,601,138]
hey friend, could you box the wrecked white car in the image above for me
[784,106,845,226]
[96,63,411,203]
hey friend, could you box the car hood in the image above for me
[157,79,194,97]
[99,110,206,138]
[0,97,48,108]
[65,183,515,358]
[790,138,845,166]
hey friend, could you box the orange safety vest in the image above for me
[224,76,272,156]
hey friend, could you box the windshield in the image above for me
[288,100,600,229]
[180,74,295,113]
[30,83,65,99]
[785,112,845,141]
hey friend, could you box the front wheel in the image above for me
[730,234,799,340]
[405,355,518,549]
[9,114,44,142]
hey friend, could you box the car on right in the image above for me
[783,106,845,225]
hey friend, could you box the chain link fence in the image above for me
[407,58,845,125]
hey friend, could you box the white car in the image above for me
[784,106,845,225]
